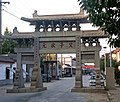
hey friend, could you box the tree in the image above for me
[1,27,16,54]
[78,0,120,47]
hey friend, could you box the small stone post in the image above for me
[106,67,115,90]
[13,52,25,89]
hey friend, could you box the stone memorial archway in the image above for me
[7,9,107,93]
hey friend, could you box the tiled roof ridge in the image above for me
[32,8,85,18]
[33,13,84,18]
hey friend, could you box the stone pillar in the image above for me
[75,36,82,88]
[95,51,101,87]
[71,36,82,92]
[49,63,52,76]
[13,52,25,89]
[30,37,43,88]
[55,54,59,80]
[55,61,59,80]
[26,64,33,82]
[51,62,54,78]
[95,51,100,69]
[44,62,48,74]
[106,67,115,90]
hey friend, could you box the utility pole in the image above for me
[0,0,10,53]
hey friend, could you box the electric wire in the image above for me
[2,0,33,18]
[2,9,20,20]
[2,4,30,17]
[2,9,27,26]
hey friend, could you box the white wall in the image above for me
[0,63,11,80]
[0,62,27,80]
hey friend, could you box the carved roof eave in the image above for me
[21,14,90,25]
[10,29,108,39]
[9,32,33,39]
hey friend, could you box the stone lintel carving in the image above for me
[81,54,95,59]
[82,30,106,37]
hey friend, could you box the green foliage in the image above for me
[78,0,120,47]
[1,27,16,54]
[100,55,118,71]
[100,55,120,85]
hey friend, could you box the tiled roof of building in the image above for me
[112,48,120,54]
[0,55,16,63]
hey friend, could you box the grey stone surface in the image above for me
[0,77,109,102]
[108,87,120,102]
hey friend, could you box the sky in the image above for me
[2,0,111,55]
[2,0,81,33]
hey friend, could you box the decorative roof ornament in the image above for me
[32,10,38,17]
[79,7,84,16]
[13,27,19,33]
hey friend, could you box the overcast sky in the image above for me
[2,0,81,33]
[2,0,111,54]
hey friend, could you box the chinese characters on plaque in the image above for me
[40,42,75,50]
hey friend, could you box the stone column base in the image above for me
[6,87,47,93]
[71,87,81,92]
[71,87,106,93]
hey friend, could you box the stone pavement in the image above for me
[0,77,117,102]
[107,86,120,102]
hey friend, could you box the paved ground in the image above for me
[0,77,109,102]
[108,86,120,102]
